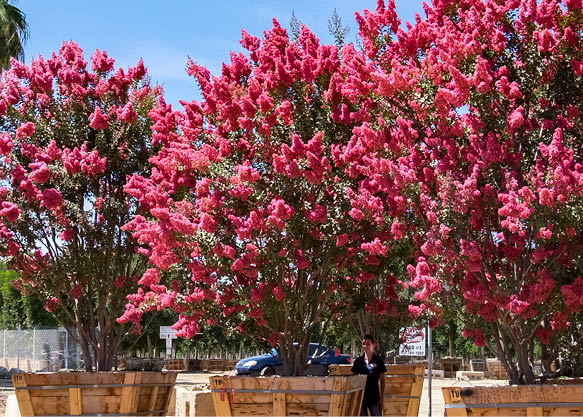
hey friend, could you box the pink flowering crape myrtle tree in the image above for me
[121,22,407,376]
[0,42,162,371]
[356,0,583,384]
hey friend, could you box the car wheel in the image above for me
[259,366,275,376]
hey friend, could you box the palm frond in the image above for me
[0,0,29,70]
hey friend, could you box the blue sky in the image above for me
[19,1,425,107]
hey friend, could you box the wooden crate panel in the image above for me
[12,372,177,416]
[207,360,227,371]
[188,359,202,371]
[384,401,408,415]
[30,397,69,415]
[230,403,272,416]
[165,359,188,371]
[441,358,463,378]
[210,375,365,416]
[485,359,507,379]
[328,364,424,416]
[443,385,583,416]
[286,403,330,416]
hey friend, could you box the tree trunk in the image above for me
[516,342,536,384]
[72,321,119,372]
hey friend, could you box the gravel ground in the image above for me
[0,389,11,417]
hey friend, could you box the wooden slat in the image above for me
[230,392,335,404]
[28,387,122,397]
[406,373,423,416]
[442,387,468,417]
[328,375,346,416]
[286,403,329,416]
[12,374,35,416]
[348,381,363,416]
[272,393,286,416]
[147,385,160,413]
[162,373,177,416]
[120,372,139,414]
[68,387,82,415]
[210,377,233,416]
[230,403,271,416]
[526,407,544,416]
[355,391,364,416]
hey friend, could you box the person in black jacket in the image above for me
[351,334,386,416]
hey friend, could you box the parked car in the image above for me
[234,343,351,376]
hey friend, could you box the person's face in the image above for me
[362,338,375,355]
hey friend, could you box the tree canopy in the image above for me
[0,41,163,370]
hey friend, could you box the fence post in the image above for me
[64,330,68,370]
[32,328,36,371]
[2,329,4,368]
[17,324,21,372]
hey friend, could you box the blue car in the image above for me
[234,343,352,376]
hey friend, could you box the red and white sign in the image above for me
[399,327,426,356]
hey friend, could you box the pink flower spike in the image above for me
[89,106,109,130]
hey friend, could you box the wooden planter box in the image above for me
[329,364,424,416]
[485,359,507,379]
[12,372,177,416]
[124,357,143,371]
[440,357,463,378]
[210,375,366,416]
[442,384,583,416]
[188,359,202,371]
[164,359,188,371]
[143,358,164,372]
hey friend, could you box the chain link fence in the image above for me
[0,327,83,376]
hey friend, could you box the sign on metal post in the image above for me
[398,327,426,356]
[159,326,178,339]
[165,338,172,357]
[160,326,177,358]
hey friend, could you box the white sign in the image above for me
[159,326,177,339]
[399,327,426,357]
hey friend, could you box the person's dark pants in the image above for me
[360,402,381,416]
